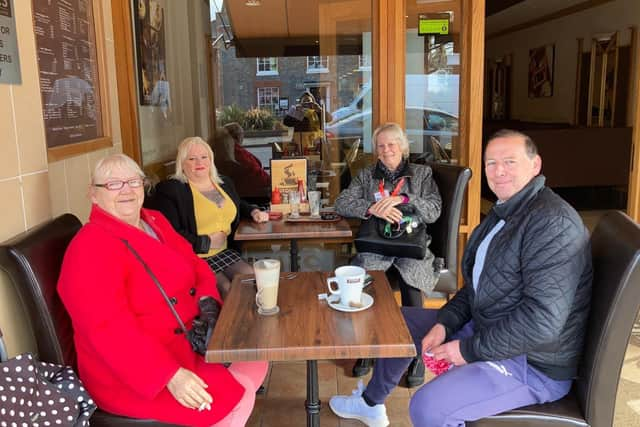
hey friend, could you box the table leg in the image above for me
[290,239,299,272]
[306,360,320,427]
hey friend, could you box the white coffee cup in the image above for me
[327,266,366,306]
[254,259,281,315]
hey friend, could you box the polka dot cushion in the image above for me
[0,353,96,426]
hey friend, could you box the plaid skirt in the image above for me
[204,249,242,273]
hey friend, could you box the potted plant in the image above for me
[217,104,246,127]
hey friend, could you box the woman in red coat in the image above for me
[58,153,267,426]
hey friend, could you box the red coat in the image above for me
[234,144,270,187]
[58,205,243,426]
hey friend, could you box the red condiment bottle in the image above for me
[271,187,282,204]
[298,179,307,203]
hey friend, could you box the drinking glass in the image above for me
[308,191,321,218]
[289,191,301,218]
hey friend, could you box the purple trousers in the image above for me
[364,307,572,427]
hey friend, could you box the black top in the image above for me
[145,177,258,254]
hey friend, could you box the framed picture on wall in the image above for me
[528,44,555,98]
[133,0,169,111]
[31,0,112,161]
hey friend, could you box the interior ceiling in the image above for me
[223,0,581,57]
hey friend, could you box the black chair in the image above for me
[0,214,179,427]
[469,210,640,427]
[426,161,472,297]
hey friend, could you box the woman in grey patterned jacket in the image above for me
[335,123,442,381]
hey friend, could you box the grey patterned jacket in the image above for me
[335,161,442,294]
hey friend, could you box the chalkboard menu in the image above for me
[32,0,103,148]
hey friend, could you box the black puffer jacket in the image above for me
[437,175,592,380]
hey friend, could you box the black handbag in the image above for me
[122,240,220,356]
[354,204,429,259]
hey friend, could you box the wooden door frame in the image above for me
[111,0,141,163]
[627,26,640,221]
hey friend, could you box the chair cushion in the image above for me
[467,392,588,427]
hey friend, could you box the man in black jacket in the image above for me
[329,130,592,427]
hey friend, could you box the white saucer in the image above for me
[327,293,374,313]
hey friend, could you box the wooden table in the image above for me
[206,271,415,426]
[234,217,352,271]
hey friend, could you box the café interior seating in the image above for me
[469,210,640,427]
[1,208,638,427]
[0,213,180,427]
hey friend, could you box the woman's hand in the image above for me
[167,367,213,411]
[369,196,404,223]
[251,209,269,223]
[208,232,227,249]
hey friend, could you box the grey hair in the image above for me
[92,153,145,184]
[488,129,538,159]
[173,136,223,184]
[372,122,410,159]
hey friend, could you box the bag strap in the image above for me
[121,239,189,335]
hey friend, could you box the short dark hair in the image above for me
[487,129,538,159]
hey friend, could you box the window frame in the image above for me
[306,56,329,73]
[256,57,279,76]
[257,87,280,113]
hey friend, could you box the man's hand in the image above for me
[208,231,227,249]
[251,209,269,223]
[421,323,446,356]
[369,196,404,223]
[167,367,213,410]
[431,340,467,366]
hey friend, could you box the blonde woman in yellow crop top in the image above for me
[149,137,269,298]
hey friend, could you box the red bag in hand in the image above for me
[422,352,453,376]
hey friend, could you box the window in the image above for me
[307,56,329,73]
[358,55,371,71]
[257,87,280,114]
[256,57,278,75]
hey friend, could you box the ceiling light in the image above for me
[245,0,261,6]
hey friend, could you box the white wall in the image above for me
[486,0,639,124]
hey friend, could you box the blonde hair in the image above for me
[92,153,145,184]
[173,136,223,184]
[372,123,410,159]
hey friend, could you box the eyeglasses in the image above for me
[93,178,145,191]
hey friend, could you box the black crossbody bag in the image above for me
[122,240,220,356]
[354,204,429,259]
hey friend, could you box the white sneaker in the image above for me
[329,380,389,427]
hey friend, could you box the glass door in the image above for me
[405,1,461,164]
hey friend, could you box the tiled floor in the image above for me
[246,359,421,426]
[244,209,640,426]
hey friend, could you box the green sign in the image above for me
[419,18,449,35]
